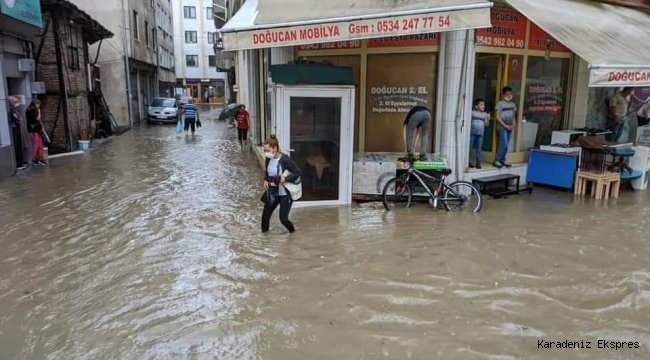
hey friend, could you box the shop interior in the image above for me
[288,96,341,201]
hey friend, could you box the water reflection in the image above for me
[0,114,649,360]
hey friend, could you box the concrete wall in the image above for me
[72,0,128,127]
[129,0,157,66]
[71,0,160,127]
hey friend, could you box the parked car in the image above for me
[147,97,179,124]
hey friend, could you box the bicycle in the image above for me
[381,156,483,213]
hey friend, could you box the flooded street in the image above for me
[1,107,649,360]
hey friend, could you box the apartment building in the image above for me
[156,0,176,97]
[173,0,227,104]
[71,0,176,126]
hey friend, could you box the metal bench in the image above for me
[472,174,533,199]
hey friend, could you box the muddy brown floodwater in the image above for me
[1,109,649,360]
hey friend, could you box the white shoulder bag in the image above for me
[282,170,302,201]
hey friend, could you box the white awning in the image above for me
[505,0,650,87]
[220,0,493,51]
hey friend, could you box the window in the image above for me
[206,7,213,19]
[208,55,216,67]
[186,55,198,67]
[207,32,215,44]
[145,21,149,45]
[132,10,139,40]
[66,24,80,69]
[521,56,571,150]
[183,6,196,18]
[152,28,156,49]
[364,53,437,152]
[185,31,197,43]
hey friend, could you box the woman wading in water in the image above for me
[261,134,301,233]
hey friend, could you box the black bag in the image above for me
[196,119,202,128]
[260,186,278,205]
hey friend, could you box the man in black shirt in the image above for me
[403,105,431,161]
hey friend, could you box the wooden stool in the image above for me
[575,171,620,199]
[601,176,621,200]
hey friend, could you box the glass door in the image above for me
[473,55,504,163]
[277,87,355,207]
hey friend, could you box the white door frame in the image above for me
[275,85,355,208]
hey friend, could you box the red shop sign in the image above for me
[476,9,526,49]
[367,33,439,48]
[297,40,362,51]
[528,23,570,53]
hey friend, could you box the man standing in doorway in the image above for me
[235,105,250,151]
[608,87,634,143]
[494,86,517,168]
[8,96,27,170]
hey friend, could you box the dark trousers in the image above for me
[184,118,196,133]
[261,195,295,233]
[12,127,23,166]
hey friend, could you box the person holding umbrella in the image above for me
[218,103,242,128]
[235,105,249,151]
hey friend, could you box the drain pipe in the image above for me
[453,30,470,182]
[120,0,134,130]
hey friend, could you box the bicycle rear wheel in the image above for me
[442,181,483,213]
[382,177,413,211]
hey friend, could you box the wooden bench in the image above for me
[472,174,533,199]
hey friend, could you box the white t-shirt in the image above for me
[267,157,287,196]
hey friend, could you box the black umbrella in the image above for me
[218,103,243,121]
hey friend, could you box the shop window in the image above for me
[365,53,437,153]
[302,55,361,150]
[521,56,571,150]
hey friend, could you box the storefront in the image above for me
[220,0,650,206]
[1,0,43,179]
[472,7,573,165]
[176,79,226,104]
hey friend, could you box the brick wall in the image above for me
[37,12,90,154]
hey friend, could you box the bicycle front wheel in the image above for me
[442,181,483,213]
[382,177,413,211]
